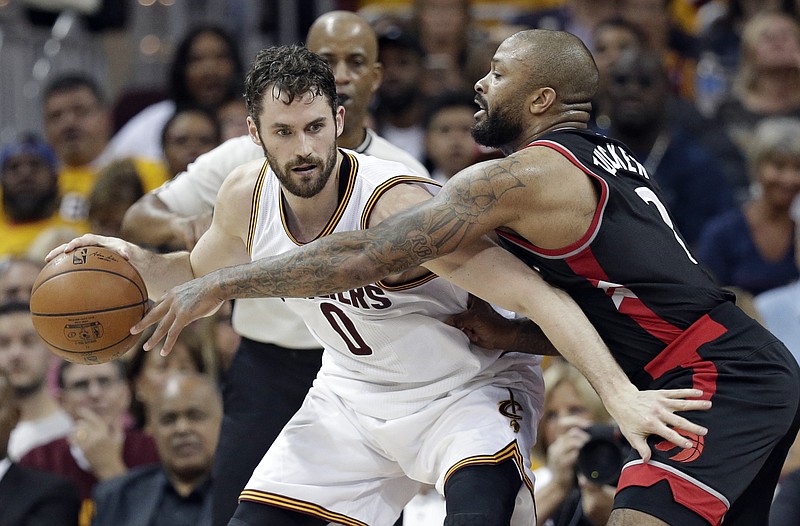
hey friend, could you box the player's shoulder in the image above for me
[218,158,267,200]
[348,148,428,182]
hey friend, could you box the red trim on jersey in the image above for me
[505,140,609,258]
[645,313,727,400]
[617,462,728,525]
[565,247,684,344]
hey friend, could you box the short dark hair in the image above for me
[57,358,127,390]
[160,105,222,149]
[169,25,245,107]
[244,44,338,130]
[42,72,106,105]
[0,301,30,318]
[423,90,477,129]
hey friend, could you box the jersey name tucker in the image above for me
[592,141,648,178]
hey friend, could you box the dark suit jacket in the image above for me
[91,464,211,526]
[0,462,81,526]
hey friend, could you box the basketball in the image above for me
[30,246,148,364]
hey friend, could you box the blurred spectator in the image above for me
[106,25,244,164]
[513,0,617,51]
[697,117,800,295]
[161,107,221,179]
[422,90,480,183]
[604,48,736,246]
[0,301,72,460]
[589,17,647,131]
[533,361,616,526]
[753,196,800,362]
[126,328,210,433]
[92,372,221,526]
[410,0,481,96]
[698,0,793,84]
[618,0,701,100]
[372,22,428,163]
[87,160,145,238]
[0,257,42,303]
[19,360,159,511]
[0,369,81,526]
[41,73,169,232]
[715,10,800,157]
[0,135,75,257]
[215,96,249,143]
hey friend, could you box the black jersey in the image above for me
[495,128,733,378]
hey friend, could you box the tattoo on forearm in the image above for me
[217,159,527,299]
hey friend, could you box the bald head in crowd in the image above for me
[305,11,382,149]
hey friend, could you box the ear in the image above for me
[529,87,557,115]
[246,116,262,146]
[370,62,384,95]
[335,106,345,138]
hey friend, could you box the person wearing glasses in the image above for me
[19,360,159,524]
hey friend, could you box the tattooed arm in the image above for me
[133,150,711,460]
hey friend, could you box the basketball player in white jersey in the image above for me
[120,12,430,525]
[49,45,707,525]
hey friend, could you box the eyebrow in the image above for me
[270,117,327,129]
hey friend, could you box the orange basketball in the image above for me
[30,246,148,364]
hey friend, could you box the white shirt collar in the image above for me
[0,457,11,482]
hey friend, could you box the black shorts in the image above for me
[614,302,800,526]
[212,337,323,526]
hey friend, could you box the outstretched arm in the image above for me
[132,159,711,459]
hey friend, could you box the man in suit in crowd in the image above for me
[91,372,222,526]
[0,369,81,526]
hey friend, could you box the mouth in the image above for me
[291,164,317,173]
[337,94,351,106]
[474,96,487,119]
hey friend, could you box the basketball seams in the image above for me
[29,247,149,363]
[32,268,146,301]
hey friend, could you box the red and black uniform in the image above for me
[496,128,800,526]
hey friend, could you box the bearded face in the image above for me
[266,142,339,199]
[471,93,525,149]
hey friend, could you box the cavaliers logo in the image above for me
[498,389,524,433]
[654,430,705,463]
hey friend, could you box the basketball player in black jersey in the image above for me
[75,29,798,525]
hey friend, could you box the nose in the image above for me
[296,132,314,157]
[331,61,350,85]
[474,74,488,94]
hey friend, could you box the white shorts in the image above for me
[240,359,543,526]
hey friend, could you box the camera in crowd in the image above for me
[575,424,631,486]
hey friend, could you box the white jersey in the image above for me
[249,149,539,419]
[154,131,429,347]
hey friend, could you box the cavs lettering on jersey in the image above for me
[495,129,733,380]
[248,149,537,419]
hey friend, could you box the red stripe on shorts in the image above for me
[617,461,728,525]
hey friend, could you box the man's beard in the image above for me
[471,103,524,149]
[2,186,58,222]
[14,371,47,399]
[378,87,417,113]
[268,146,338,199]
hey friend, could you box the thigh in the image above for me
[242,382,421,526]
[616,339,800,526]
